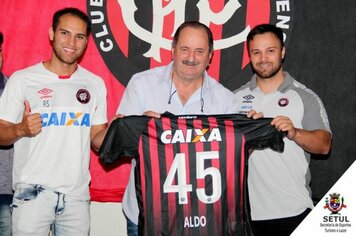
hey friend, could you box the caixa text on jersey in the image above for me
[161,128,222,144]
[41,112,91,127]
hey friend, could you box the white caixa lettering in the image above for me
[161,128,222,144]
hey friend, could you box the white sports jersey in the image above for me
[234,72,331,220]
[0,63,107,200]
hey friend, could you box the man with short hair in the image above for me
[0,8,108,235]
[116,21,239,235]
[234,24,332,236]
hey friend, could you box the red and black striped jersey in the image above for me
[100,113,284,236]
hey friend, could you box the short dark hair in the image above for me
[52,7,91,35]
[0,32,3,45]
[172,21,214,53]
[246,24,284,50]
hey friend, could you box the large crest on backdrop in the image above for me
[87,0,294,90]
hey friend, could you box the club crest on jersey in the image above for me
[76,89,90,104]
[87,0,294,90]
[278,98,289,107]
[161,128,222,144]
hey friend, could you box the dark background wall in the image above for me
[279,1,355,201]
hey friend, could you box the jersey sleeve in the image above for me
[99,116,150,165]
[235,115,286,152]
[0,72,26,123]
[91,77,108,125]
[299,89,331,133]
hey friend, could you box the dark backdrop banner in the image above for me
[0,0,355,203]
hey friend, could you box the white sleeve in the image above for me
[92,77,108,125]
[0,72,25,123]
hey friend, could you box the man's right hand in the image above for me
[246,109,264,119]
[143,111,161,118]
[18,101,42,137]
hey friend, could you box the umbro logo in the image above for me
[38,88,53,96]
[243,94,255,101]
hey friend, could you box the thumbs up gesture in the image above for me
[19,101,42,137]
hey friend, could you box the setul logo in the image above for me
[324,193,347,214]
[161,128,222,144]
[87,0,294,90]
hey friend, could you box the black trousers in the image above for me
[251,208,311,236]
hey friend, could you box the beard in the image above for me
[252,60,283,79]
[51,38,84,65]
[53,47,82,65]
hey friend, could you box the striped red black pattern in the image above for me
[136,116,248,235]
[100,113,285,236]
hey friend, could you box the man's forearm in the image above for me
[293,129,332,155]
